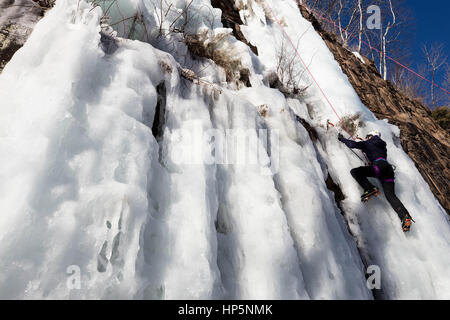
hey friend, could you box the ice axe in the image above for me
[327,119,367,164]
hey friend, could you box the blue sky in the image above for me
[332,0,449,104]
[405,0,449,87]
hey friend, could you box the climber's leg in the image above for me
[350,166,377,191]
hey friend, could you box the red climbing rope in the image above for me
[265,2,356,139]
[295,0,450,96]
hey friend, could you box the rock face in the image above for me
[0,0,49,73]
[210,0,258,55]
[299,5,450,214]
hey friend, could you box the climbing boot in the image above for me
[361,187,380,202]
[402,215,413,232]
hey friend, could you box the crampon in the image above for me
[361,187,381,203]
[402,216,415,232]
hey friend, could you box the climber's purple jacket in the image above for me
[340,135,387,163]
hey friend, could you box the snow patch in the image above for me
[352,51,366,64]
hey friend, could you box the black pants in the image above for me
[350,161,410,221]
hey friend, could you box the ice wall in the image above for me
[0,0,448,299]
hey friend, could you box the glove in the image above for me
[338,133,344,142]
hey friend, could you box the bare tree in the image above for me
[357,0,363,52]
[90,0,196,42]
[303,0,412,84]
[381,0,396,80]
[276,40,303,92]
[445,66,450,107]
[275,37,313,95]
[446,65,450,86]
[392,63,428,102]
[337,0,358,47]
[361,0,409,81]
[423,42,448,107]
[445,66,450,101]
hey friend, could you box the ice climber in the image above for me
[338,130,414,232]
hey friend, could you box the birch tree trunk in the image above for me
[338,0,345,45]
[431,69,435,107]
[382,0,396,80]
[358,0,363,52]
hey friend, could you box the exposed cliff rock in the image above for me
[0,0,50,73]
[210,0,258,56]
[298,5,450,214]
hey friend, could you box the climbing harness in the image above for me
[373,157,396,172]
